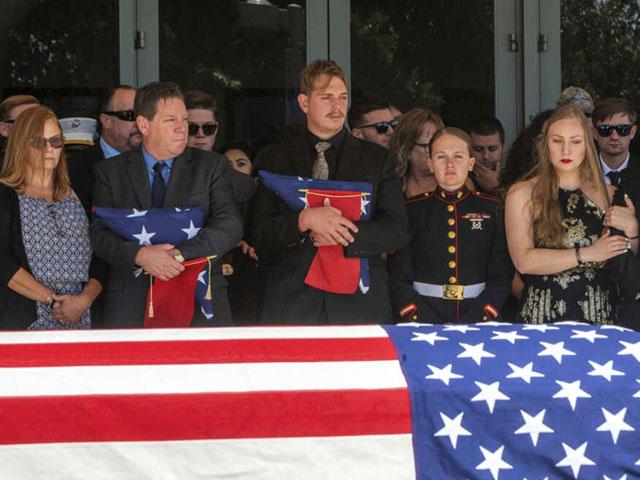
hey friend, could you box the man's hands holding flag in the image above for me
[299,197,359,247]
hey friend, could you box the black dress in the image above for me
[518,188,620,324]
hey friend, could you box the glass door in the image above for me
[349,1,496,128]
[157,0,307,151]
[0,0,120,118]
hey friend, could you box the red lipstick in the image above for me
[560,159,572,164]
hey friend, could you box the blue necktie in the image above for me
[151,161,167,208]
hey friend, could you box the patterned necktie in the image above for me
[151,161,167,208]
[606,171,622,187]
[312,141,331,180]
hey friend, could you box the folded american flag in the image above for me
[259,171,373,294]
[0,323,638,479]
[93,207,214,324]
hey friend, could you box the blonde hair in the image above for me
[528,106,606,247]
[0,105,70,201]
[390,108,444,192]
[299,60,348,95]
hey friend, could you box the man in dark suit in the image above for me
[91,82,243,328]
[250,60,410,325]
[593,98,640,329]
[592,98,639,191]
[67,85,141,216]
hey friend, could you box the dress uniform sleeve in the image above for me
[344,151,410,258]
[459,207,514,323]
[388,245,448,324]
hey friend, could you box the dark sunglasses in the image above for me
[595,123,633,137]
[356,118,399,134]
[31,135,65,150]
[188,123,218,136]
[103,110,136,122]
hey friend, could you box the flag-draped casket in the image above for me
[0,322,639,479]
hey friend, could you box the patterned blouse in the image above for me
[518,188,620,324]
[18,194,92,329]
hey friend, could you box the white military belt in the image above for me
[413,281,486,300]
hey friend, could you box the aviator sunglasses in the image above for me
[188,123,218,137]
[103,110,136,122]
[356,118,399,134]
[595,123,633,137]
[30,135,64,150]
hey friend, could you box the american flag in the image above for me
[259,171,373,294]
[1,323,638,479]
[0,326,414,479]
[93,207,214,321]
[384,321,640,479]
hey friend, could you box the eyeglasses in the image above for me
[595,123,633,137]
[30,135,65,150]
[414,142,430,153]
[103,110,136,122]
[188,123,218,136]
[355,118,399,134]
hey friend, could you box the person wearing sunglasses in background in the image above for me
[592,98,640,330]
[67,85,141,217]
[0,106,103,330]
[390,107,444,198]
[592,98,639,190]
[0,95,41,165]
[184,90,259,324]
[184,90,255,212]
[349,98,398,149]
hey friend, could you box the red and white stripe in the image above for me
[0,326,414,479]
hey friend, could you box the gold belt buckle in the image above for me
[443,284,464,300]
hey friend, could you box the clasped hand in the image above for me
[51,293,90,325]
[135,243,185,281]
[603,194,638,238]
[299,198,359,247]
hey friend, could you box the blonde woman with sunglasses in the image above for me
[0,106,102,330]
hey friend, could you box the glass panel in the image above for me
[0,0,119,117]
[350,0,494,126]
[159,0,306,150]
[561,0,640,154]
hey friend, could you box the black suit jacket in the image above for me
[91,146,243,328]
[250,133,410,325]
[0,184,40,329]
[616,154,640,329]
[67,142,106,217]
[389,187,514,324]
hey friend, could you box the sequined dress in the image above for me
[18,194,92,329]
[518,188,620,324]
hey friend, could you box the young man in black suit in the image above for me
[251,60,410,325]
[90,82,242,328]
[593,98,640,329]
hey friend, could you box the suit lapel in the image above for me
[164,148,192,207]
[289,138,312,177]
[125,149,152,209]
[335,135,364,180]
